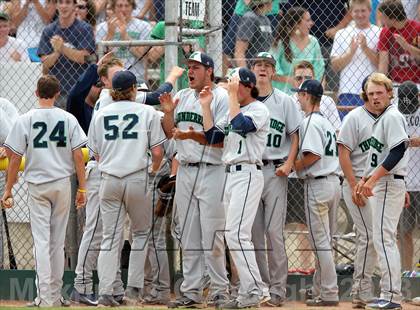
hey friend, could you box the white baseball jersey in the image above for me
[4,107,87,184]
[405,108,420,191]
[174,86,228,164]
[262,89,302,160]
[297,112,340,178]
[364,104,409,177]
[337,106,376,177]
[216,101,270,166]
[88,101,166,178]
[0,98,19,143]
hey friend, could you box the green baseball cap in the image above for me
[252,52,276,66]
[0,12,10,21]
[250,0,272,7]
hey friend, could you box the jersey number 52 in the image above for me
[104,114,139,140]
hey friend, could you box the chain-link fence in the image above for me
[0,0,419,285]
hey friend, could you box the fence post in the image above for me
[207,0,222,77]
[165,0,179,92]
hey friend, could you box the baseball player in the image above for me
[71,56,184,305]
[2,75,87,307]
[292,79,341,307]
[337,76,377,308]
[198,67,270,308]
[87,70,166,307]
[249,52,302,306]
[143,138,176,305]
[159,52,230,308]
[355,73,409,310]
[397,81,420,272]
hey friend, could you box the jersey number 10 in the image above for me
[33,121,67,148]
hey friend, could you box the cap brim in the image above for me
[290,87,301,93]
[252,58,276,66]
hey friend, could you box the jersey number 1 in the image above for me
[33,121,67,148]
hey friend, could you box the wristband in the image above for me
[77,188,87,193]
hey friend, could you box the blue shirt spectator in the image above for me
[38,0,95,109]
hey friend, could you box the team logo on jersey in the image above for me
[224,124,245,137]
[176,112,203,125]
[270,118,285,133]
[369,137,384,153]
[358,138,372,153]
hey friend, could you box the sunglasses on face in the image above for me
[76,4,87,9]
[294,75,312,82]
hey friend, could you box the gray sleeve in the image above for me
[242,105,269,130]
[285,96,302,134]
[4,116,27,156]
[337,114,358,151]
[300,120,324,156]
[212,90,229,126]
[384,111,409,149]
[69,115,88,150]
[149,110,167,149]
[236,15,256,42]
[87,116,99,155]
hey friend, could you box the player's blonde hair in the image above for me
[110,86,136,101]
[366,72,394,99]
[97,57,124,78]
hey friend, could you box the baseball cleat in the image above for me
[97,294,120,307]
[305,297,339,307]
[70,288,98,306]
[167,296,205,308]
[365,299,402,309]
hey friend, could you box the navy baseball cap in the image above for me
[292,79,323,98]
[252,52,276,66]
[187,52,214,69]
[112,70,137,91]
[361,74,371,92]
[228,67,257,86]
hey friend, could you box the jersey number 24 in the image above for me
[33,121,66,148]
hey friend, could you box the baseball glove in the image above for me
[155,175,176,217]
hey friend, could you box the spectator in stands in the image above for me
[133,0,153,20]
[331,0,381,116]
[234,0,273,68]
[152,0,164,21]
[288,0,351,93]
[38,0,96,109]
[148,21,205,90]
[9,0,56,49]
[96,0,151,80]
[76,0,96,29]
[291,61,341,132]
[223,0,279,71]
[272,7,324,94]
[378,0,420,84]
[0,12,29,62]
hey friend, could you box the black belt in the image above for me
[314,175,327,180]
[262,159,285,166]
[394,175,404,180]
[184,162,214,167]
[225,164,262,173]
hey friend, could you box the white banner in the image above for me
[181,0,206,22]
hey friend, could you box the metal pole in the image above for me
[165,0,179,92]
[207,0,223,77]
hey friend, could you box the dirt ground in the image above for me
[1,300,420,309]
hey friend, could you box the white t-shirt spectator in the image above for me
[331,23,381,95]
[16,0,49,48]
[292,93,341,132]
[0,36,29,62]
